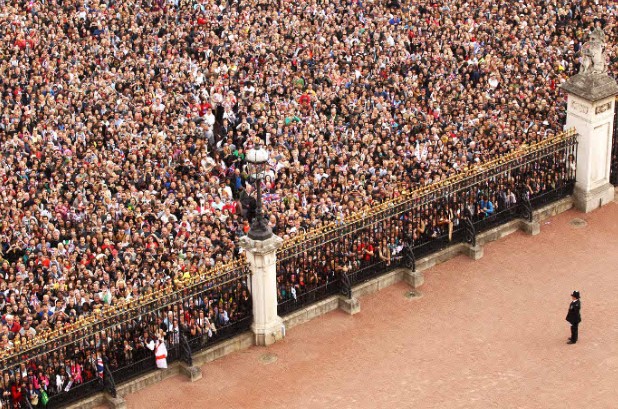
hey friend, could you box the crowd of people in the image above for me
[0,0,616,404]
[276,146,577,304]
[1,273,251,408]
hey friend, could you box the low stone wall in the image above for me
[282,296,341,331]
[66,333,255,409]
[70,196,574,409]
[285,196,574,329]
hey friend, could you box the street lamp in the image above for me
[245,145,273,241]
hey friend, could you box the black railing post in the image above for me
[400,232,416,271]
[404,244,416,272]
[22,394,34,409]
[463,209,477,247]
[518,187,533,222]
[180,332,193,367]
[340,273,352,300]
[103,362,117,398]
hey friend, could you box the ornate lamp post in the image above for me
[245,145,273,241]
[239,145,283,345]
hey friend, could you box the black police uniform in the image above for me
[566,292,581,344]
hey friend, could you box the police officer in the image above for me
[566,290,581,344]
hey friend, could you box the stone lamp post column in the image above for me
[240,145,285,346]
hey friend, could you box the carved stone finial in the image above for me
[589,26,606,43]
[579,27,607,75]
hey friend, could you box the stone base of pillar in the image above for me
[463,244,484,260]
[179,365,203,382]
[403,270,424,288]
[520,220,541,236]
[252,316,284,346]
[338,296,360,315]
[573,183,615,213]
[105,394,127,409]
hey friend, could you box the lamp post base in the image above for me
[247,218,273,241]
[247,228,273,241]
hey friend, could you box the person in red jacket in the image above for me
[298,93,311,106]
[4,314,21,335]
[10,380,24,407]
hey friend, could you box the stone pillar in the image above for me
[239,235,284,346]
[562,74,618,212]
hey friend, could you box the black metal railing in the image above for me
[185,315,253,356]
[0,264,252,409]
[45,378,102,408]
[276,280,341,316]
[276,130,578,315]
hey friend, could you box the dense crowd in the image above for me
[276,146,577,304]
[1,274,251,408]
[0,0,617,395]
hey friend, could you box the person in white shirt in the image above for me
[147,330,168,369]
[203,109,215,127]
[211,196,225,211]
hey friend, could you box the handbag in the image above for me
[40,388,49,406]
[30,391,39,406]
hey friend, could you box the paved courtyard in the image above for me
[125,202,618,409]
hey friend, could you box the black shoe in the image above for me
[568,338,572,341]
[567,340,576,344]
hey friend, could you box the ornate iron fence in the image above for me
[0,263,251,409]
[0,129,583,407]
[276,130,578,315]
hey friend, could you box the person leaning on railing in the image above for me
[378,238,392,267]
[437,209,454,242]
[0,373,23,409]
[478,195,495,218]
[190,309,217,346]
[1,376,10,408]
[25,380,40,407]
